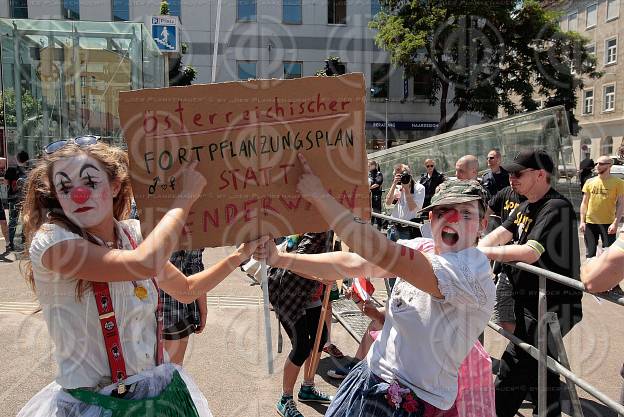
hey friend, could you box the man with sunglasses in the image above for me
[580,155,624,259]
[419,159,445,209]
[481,148,509,197]
[478,149,583,417]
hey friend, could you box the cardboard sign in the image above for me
[119,74,370,248]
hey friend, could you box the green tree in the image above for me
[371,0,600,133]
[160,0,169,15]
[0,89,42,128]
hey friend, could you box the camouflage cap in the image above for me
[419,179,488,213]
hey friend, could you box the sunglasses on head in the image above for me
[44,135,100,155]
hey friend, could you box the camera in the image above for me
[400,170,412,184]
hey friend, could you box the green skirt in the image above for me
[68,370,200,417]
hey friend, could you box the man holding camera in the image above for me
[384,163,425,241]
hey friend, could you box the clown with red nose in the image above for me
[53,154,119,230]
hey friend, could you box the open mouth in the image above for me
[74,207,93,213]
[441,226,459,246]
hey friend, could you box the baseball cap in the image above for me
[419,179,488,213]
[502,149,555,174]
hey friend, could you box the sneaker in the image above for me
[276,397,303,417]
[322,343,344,359]
[298,385,333,404]
[326,363,355,380]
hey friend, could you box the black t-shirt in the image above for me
[501,188,583,314]
[481,167,510,197]
[488,186,525,224]
[369,169,383,198]
[4,165,27,200]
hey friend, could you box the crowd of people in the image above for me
[10,135,624,417]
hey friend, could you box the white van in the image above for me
[610,156,624,179]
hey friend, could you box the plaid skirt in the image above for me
[326,361,458,417]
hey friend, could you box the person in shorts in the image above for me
[162,249,207,364]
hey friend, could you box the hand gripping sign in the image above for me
[119,74,371,372]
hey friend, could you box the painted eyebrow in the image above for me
[80,163,101,177]
[54,172,71,184]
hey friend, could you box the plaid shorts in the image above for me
[161,250,204,339]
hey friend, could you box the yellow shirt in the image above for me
[583,175,624,224]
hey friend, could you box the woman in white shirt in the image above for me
[255,154,496,416]
[17,137,264,417]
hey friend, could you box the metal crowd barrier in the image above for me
[367,212,624,417]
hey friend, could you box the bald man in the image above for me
[580,155,624,258]
[455,155,479,180]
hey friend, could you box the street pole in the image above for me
[385,98,388,149]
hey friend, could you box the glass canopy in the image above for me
[368,106,574,189]
[0,18,165,159]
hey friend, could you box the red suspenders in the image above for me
[91,224,164,394]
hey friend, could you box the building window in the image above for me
[567,12,578,31]
[583,90,594,114]
[604,84,616,111]
[371,0,381,17]
[606,38,618,64]
[168,0,181,16]
[112,0,129,21]
[413,67,433,96]
[238,61,257,80]
[10,0,28,18]
[586,43,596,56]
[63,0,79,20]
[328,0,346,24]
[586,4,597,28]
[602,136,614,155]
[283,0,302,24]
[608,0,620,21]
[237,0,256,21]
[370,63,389,98]
[283,62,302,79]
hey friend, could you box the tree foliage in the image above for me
[370,0,601,133]
[0,89,42,128]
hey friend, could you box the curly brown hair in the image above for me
[21,142,133,298]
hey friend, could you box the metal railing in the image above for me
[368,211,624,417]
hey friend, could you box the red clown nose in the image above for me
[443,209,460,223]
[70,186,91,204]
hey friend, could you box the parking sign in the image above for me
[151,15,179,53]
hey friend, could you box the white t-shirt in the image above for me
[29,219,159,389]
[390,183,426,220]
[366,238,495,410]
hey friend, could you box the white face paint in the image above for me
[52,154,115,229]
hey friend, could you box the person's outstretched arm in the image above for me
[293,154,443,298]
[157,237,267,303]
[582,239,624,292]
[254,239,394,283]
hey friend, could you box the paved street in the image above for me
[1,239,624,416]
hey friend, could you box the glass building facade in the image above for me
[0,19,165,159]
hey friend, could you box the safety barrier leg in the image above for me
[546,312,584,417]
[538,275,548,417]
